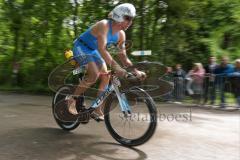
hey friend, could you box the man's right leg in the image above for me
[68,62,101,115]
[210,82,216,105]
[203,79,209,104]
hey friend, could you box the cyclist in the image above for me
[67,3,146,120]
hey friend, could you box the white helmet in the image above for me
[109,3,136,22]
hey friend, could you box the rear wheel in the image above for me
[104,88,157,146]
[52,85,80,131]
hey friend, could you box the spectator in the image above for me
[203,56,218,104]
[172,64,186,102]
[162,67,174,102]
[186,63,205,104]
[213,56,234,108]
[227,59,240,108]
[165,67,174,80]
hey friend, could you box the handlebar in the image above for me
[125,72,141,82]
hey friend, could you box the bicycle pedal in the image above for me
[90,113,104,122]
[77,111,90,123]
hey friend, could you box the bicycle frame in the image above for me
[89,75,132,114]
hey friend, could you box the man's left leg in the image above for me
[220,81,226,108]
[93,62,110,119]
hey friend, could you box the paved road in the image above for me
[0,92,239,160]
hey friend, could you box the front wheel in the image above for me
[104,87,157,146]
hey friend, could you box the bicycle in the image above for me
[50,55,158,146]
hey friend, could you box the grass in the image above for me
[0,84,238,106]
[183,92,237,106]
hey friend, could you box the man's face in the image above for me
[209,57,216,64]
[176,64,181,70]
[119,16,133,30]
[236,61,240,68]
[221,57,228,66]
[167,67,173,73]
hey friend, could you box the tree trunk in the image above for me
[11,28,20,85]
[73,0,79,37]
[139,0,145,50]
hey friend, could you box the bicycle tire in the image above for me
[104,87,157,146]
[52,85,81,131]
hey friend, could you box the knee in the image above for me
[82,72,99,85]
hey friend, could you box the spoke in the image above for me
[109,92,152,140]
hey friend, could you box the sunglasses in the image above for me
[124,16,134,21]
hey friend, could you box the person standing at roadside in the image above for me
[203,56,218,104]
[228,59,240,108]
[213,56,234,108]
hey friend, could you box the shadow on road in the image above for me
[0,127,147,160]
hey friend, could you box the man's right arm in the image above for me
[96,21,115,67]
[96,21,126,76]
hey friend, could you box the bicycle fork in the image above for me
[113,85,132,117]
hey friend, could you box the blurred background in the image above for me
[0,0,239,94]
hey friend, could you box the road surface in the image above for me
[0,92,239,160]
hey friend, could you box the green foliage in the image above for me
[0,0,240,91]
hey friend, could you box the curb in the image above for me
[167,101,240,112]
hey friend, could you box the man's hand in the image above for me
[112,64,127,77]
[133,69,147,81]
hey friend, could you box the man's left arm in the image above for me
[117,30,133,68]
[117,31,146,80]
